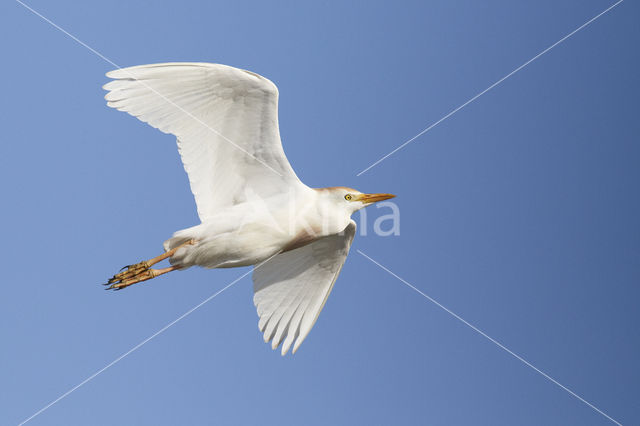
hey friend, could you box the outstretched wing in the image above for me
[103,62,303,222]
[253,221,357,355]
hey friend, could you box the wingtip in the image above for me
[105,69,118,79]
[292,328,311,354]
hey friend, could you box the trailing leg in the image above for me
[104,239,194,290]
[106,266,180,290]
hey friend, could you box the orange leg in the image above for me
[104,239,194,290]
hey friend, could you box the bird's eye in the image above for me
[344,194,352,201]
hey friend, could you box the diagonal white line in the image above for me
[17,251,278,426]
[18,278,242,426]
[356,249,622,426]
[14,0,283,177]
[356,0,624,176]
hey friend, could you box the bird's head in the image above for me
[320,186,396,214]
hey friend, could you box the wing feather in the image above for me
[104,62,304,222]
[252,221,357,355]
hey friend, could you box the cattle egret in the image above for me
[102,63,395,355]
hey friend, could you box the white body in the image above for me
[165,187,354,269]
[104,63,385,355]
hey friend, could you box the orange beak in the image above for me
[356,193,396,204]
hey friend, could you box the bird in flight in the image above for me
[102,63,395,355]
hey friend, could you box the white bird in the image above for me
[103,62,395,355]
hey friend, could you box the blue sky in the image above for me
[1,0,638,425]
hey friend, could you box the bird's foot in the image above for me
[106,268,156,290]
[103,240,193,291]
[104,265,180,291]
[105,260,150,286]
